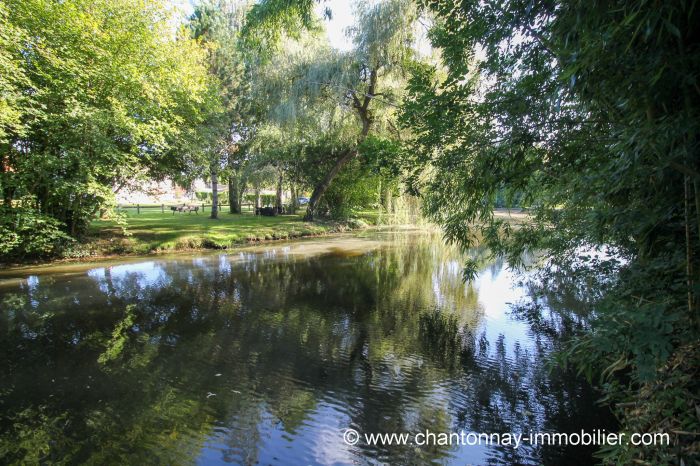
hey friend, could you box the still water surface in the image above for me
[0,231,613,465]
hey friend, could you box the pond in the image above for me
[0,230,614,465]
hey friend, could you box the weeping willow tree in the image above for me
[247,0,419,220]
[249,33,358,215]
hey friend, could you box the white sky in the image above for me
[171,0,196,16]
[317,0,433,55]
[314,0,357,51]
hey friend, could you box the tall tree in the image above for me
[191,0,266,218]
[190,1,244,219]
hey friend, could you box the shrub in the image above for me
[346,218,369,230]
[195,192,212,202]
[0,207,74,261]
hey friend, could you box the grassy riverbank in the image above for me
[1,208,525,266]
[86,211,371,256]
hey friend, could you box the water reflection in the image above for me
[0,231,613,465]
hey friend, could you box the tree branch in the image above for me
[362,68,378,111]
[304,80,400,107]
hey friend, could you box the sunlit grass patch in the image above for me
[89,211,366,256]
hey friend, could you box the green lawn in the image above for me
[89,210,357,255]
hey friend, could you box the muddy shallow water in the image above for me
[0,230,614,465]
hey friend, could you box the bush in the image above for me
[0,208,74,261]
[346,218,369,229]
[323,159,382,219]
[195,192,211,202]
[195,191,229,205]
[218,191,229,205]
[243,193,275,206]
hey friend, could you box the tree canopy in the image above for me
[0,0,220,257]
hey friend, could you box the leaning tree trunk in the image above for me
[304,87,374,221]
[304,149,357,221]
[210,163,219,220]
[275,173,284,214]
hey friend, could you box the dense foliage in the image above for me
[400,0,699,463]
[0,0,219,259]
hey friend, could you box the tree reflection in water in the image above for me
[0,231,614,465]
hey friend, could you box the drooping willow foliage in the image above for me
[246,0,418,219]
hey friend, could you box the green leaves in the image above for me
[242,0,323,51]
[0,206,74,260]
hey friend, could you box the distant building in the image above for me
[115,178,228,205]
[114,177,293,206]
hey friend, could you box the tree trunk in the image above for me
[210,164,219,220]
[290,183,298,214]
[238,180,247,213]
[380,180,393,213]
[229,171,240,214]
[1,155,15,208]
[304,150,357,221]
[255,189,261,209]
[276,173,283,213]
